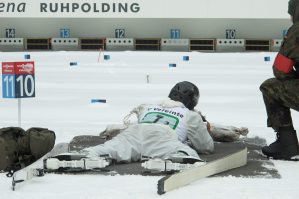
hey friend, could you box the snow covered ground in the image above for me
[0,51,298,199]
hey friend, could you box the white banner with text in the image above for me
[0,0,289,18]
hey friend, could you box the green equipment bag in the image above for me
[0,127,56,173]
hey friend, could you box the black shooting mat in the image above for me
[68,135,280,178]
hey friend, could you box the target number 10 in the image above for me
[226,29,236,39]
[2,74,35,98]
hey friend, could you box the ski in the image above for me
[157,147,248,195]
[11,143,69,191]
[11,146,248,192]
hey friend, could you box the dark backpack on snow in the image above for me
[0,127,56,173]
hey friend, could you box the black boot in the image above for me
[262,127,299,160]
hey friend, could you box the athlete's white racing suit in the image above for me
[83,99,214,162]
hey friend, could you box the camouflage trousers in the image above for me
[260,78,299,131]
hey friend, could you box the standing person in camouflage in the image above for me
[260,0,299,160]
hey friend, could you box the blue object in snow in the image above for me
[91,99,107,103]
[70,62,78,66]
[264,56,271,62]
[183,56,189,61]
[104,55,110,60]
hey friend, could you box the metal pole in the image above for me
[18,98,21,127]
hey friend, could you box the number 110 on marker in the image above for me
[2,62,35,98]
